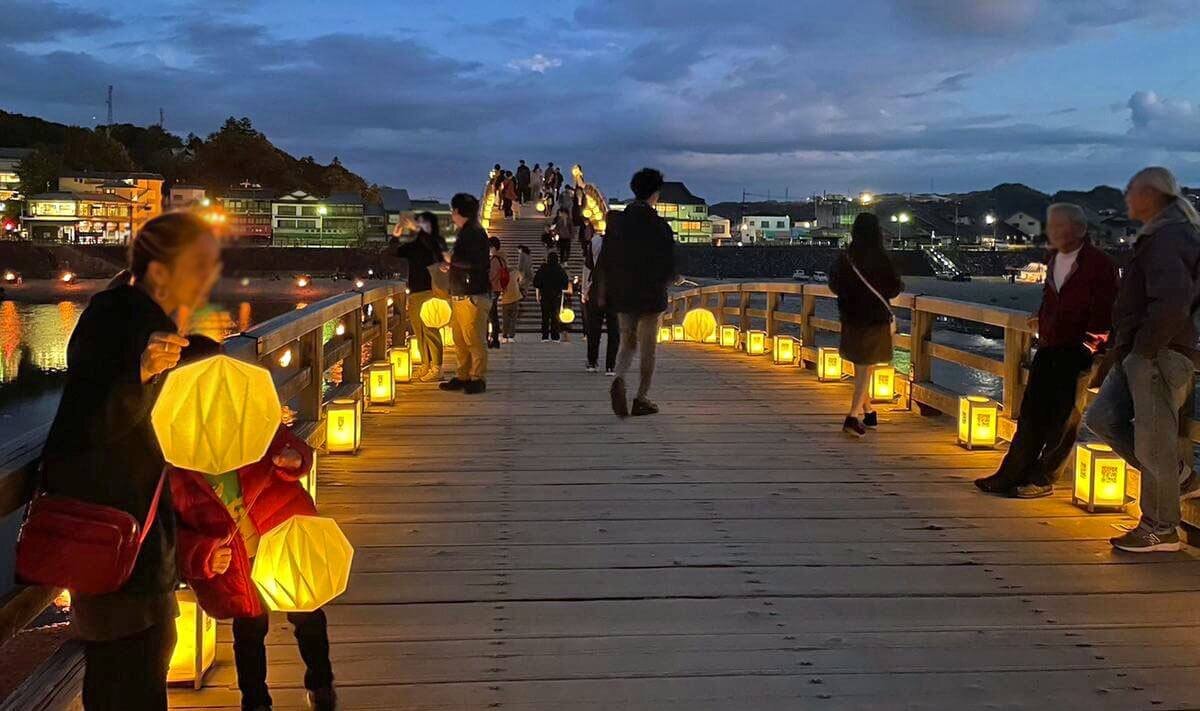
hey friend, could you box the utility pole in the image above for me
[159,108,165,129]
[105,85,113,135]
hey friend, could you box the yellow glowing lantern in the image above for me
[168,587,216,689]
[720,325,739,348]
[1073,443,1128,512]
[746,330,767,355]
[536,200,546,212]
[368,361,395,406]
[251,515,354,612]
[682,308,718,343]
[868,365,896,403]
[772,335,797,365]
[559,308,576,324]
[298,451,318,503]
[420,297,453,329]
[441,324,455,347]
[672,324,685,342]
[958,395,999,449]
[409,334,422,365]
[817,347,843,382]
[325,397,361,454]
[152,355,282,475]
[658,326,672,343]
[389,346,412,383]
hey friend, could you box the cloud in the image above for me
[896,72,973,99]
[507,53,562,73]
[6,0,120,43]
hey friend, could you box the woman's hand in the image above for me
[140,332,189,383]
[272,446,303,471]
[209,546,232,575]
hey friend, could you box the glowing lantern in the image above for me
[442,324,455,347]
[658,326,672,343]
[536,200,546,212]
[409,335,422,365]
[60,271,75,283]
[390,346,412,383]
[167,587,216,689]
[296,276,310,288]
[1073,443,1128,512]
[325,397,361,454]
[868,365,896,403]
[354,279,364,289]
[239,277,250,287]
[420,298,452,329]
[152,355,282,475]
[772,335,797,365]
[672,324,685,342]
[720,325,739,348]
[817,347,843,382]
[682,308,717,343]
[250,515,354,612]
[298,451,318,503]
[368,361,395,406]
[958,395,999,449]
[746,330,767,355]
[559,308,576,324]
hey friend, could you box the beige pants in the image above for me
[451,294,490,381]
[406,291,444,367]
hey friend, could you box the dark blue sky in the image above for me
[4,0,1200,201]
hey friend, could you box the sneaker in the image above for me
[419,366,442,383]
[439,377,466,391]
[306,686,337,711]
[1110,526,1182,553]
[605,369,615,377]
[631,398,659,416]
[464,380,487,395]
[1180,468,1200,502]
[974,473,1017,496]
[862,411,878,428]
[541,337,550,342]
[413,365,431,381]
[610,377,629,418]
[1013,483,1054,499]
[587,365,598,373]
[842,416,866,438]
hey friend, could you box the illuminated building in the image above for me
[23,192,133,243]
[654,182,710,244]
[218,184,274,243]
[58,171,164,235]
[271,190,364,247]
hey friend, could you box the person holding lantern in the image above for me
[440,193,492,394]
[534,251,570,342]
[392,211,446,383]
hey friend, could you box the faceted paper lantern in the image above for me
[368,361,395,406]
[441,324,455,347]
[409,335,422,365]
[817,347,843,382]
[672,324,685,342]
[746,330,767,355]
[658,326,672,343]
[1073,443,1128,512]
[390,347,412,384]
[720,325,739,349]
[251,515,354,612]
[682,308,717,343]
[958,395,999,449]
[869,365,896,403]
[559,307,576,324]
[773,335,797,365]
[326,397,361,454]
[152,355,282,475]
[168,587,216,689]
[420,298,452,329]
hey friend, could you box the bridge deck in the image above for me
[172,340,1200,710]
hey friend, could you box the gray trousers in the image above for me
[615,312,661,400]
[1085,350,1194,533]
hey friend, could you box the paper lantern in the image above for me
[672,324,684,342]
[251,515,354,612]
[390,346,412,384]
[869,365,896,403]
[326,397,361,454]
[368,361,395,406]
[409,334,422,365]
[298,451,318,503]
[746,330,767,355]
[1073,443,1128,512]
[536,200,546,211]
[772,335,797,365]
[152,355,282,475]
[559,308,576,324]
[658,326,672,343]
[720,325,739,348]
[442,324,455,347]
[958,395,999,449]
[817,347,843,382]
[420,298,452,329]
[167,587,216,689]
[682,308,717,343]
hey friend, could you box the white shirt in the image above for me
[1052,244,1082,291]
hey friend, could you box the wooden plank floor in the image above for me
[172,340,1200,710]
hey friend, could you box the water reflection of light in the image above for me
[238,302,252,333]
[0,301,22,383]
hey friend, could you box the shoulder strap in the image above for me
[847,257,895,322]
[137,471,167,546]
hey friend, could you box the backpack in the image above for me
[492,254,511,292]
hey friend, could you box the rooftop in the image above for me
[29,191,132,203]
[59,170,164,181]
[379,187,412,213]
[659,181,706,206]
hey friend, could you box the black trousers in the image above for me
[585,299,620,370]
[489,293,501,347]
[502,198,513,217]
[557,239,571,264]
[232,609,333,710]
[994,345,1091,487]
[540,295,561,340]
[83,621,175,711]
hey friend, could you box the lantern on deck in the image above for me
[672,324,685,342]
[817,347,843,382]
[409,334,422,365]
[658,326,672,343]
[868,365,896,403]
[772,335,797,365]
[152,355,282,475]
[682,308,718,343]
[368,361,395,406]
[251,515,354,612]
[958,395,999,449]
[746,330,767,355]
[420,298,452,329]
[559,307,576,324]
[325,397,361,454]
[168,587,216,689]
[1073,443,1128,512]
[720,325,739,349]
[390,346,412,384]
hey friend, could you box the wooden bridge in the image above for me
[5,272,1200,708]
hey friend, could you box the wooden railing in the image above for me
[0,281,408,709]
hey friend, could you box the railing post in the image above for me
[716,291,727,328]
[391,290,407,348]
[1002,326,1031,417]
[370,296,389,362]
[348,306,364,387]
[738,286,749,334]
[909,305,933,386]
[298,328,323,423]
[800,290,816,350]
[765,290,779,337]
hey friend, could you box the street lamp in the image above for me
[859,192,874,205]
[891,212,910,243]
[985,213,997,247]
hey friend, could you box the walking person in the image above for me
[534,251,570,342]
[582,229,619,374]
[546,162,558,199]
[518,244,534,284]
[828,213,904,437]
[500,261,524,343]
[1085,166,1200,552]
[488,237,508,349]
[531,164,543,206]
[553,207,574,265]
[40,212,221,710]
[598,167,678,418]
[440,193,492,395]
[393,211,446,382]
[975,204,1119,498]
[501,172,518,220]
[516,160,531,204]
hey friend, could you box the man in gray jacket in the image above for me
[1086,167,1200,552]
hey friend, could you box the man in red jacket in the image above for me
[976,203,1119,498]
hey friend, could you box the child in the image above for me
[169,336,337,711]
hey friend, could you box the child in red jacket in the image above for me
[170,337,336,711]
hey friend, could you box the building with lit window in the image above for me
[23,192,133,243]
[272,190,364,247]
[218,184,274,243]
[168,184,207,209]
[709,215,731,244]
[739,214,792,242]
[58,171,163,235]
[655,182,710,244]
[0,148,30,204]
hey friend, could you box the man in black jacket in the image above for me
[596,167,677,417]
[516,160,531,204]
[439,193,492,394]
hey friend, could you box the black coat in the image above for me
[449,220,491,296]
[533,263,569,298]
[516,165,531,187]
[595,201,677,314]
[828,250,904,326]
[394,231,444,293]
